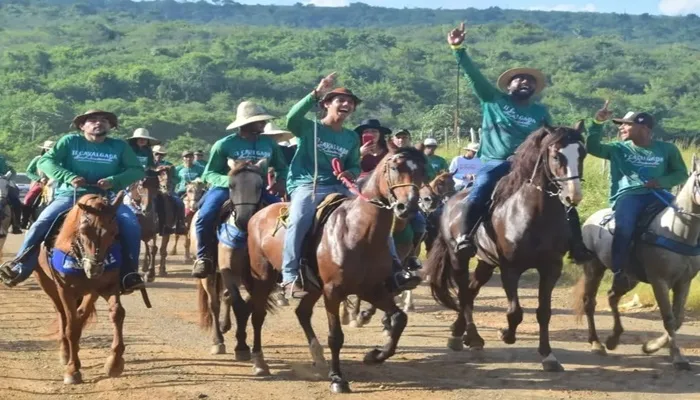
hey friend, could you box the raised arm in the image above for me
[448,22,500,102]
[286,72,338,137]
[585,100,616,160]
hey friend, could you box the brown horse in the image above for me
[425,123,586,372]
[244,144,427,393]
[170,179,207,262]
[131,175,160,281]
[193,160,267,356]
[154,167,179,276]
[32,193,127,384]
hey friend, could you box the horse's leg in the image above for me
[536,263,564,372]
[294,290,325,367]
[104,293,126,377]
[158,233,170,277]
[218,247,252,361]
[58,289,83,384]
[204,274,226,355]
[461,261,494,350]
[170,234,179,256]
[358,302,378,327]
[363,291,407,365]
[249,288,271,376]
[147,239,158,282]
[34,269,69,365]
[140,239,149,274]
[580,259,607,355]
[605,278,638,351]
[498,267,523,345]
[642,278,691,370]
[324,295,350,394]
[404,290,415,312]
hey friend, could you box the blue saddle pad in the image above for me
[50,243,123,276]
[217,222,247,249]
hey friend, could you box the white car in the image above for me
[13,173,32,199]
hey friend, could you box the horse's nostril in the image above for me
[422,197,432,203]
[395,203,406,212]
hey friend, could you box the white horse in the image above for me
[574,154,700,370]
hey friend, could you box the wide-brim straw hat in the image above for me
[463,143,480,152]
[497,68,547,95]
[38,140,55,150]
[152,145,167,155]
[127,128,161,145]
[72,110,118,130]
[261,122,294,143]
[226,101,275,130]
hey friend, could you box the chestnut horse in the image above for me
[425,123,586,372]
[244,144,427,393]
[170,179,207,262]
[32,192,128,384]
[131,175,160,281]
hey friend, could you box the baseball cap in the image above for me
[612,111,654,129]
[423,138,438,147]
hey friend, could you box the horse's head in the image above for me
[377,140,427,219]
[0,171,12,205]
[157,167,173,193]
[56,192,125,280]
[138,174,160,210]
[227,158,265,230]
[687,154,700,207]
[543,121,587,207]
[419,171,456,213]
[185,179,207,210]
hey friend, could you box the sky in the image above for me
[229,0,700,15]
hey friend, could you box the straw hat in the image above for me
[319,88,362,105]
[127,128,161,145]
[463,142,480,152]
[72,110,118,130]
[38,140,55,150]
[226,101,275,131]
[261,122,294,143]
[497,68,547,95]
[152,145,167,155]
[181,150,194,157]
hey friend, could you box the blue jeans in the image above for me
[281,184,403,283]
[462,160,512,231]
[12,195,141,281]
[195,187,279,259]
[410,212,426,235]
[612,191,673,275]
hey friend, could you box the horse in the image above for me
[153,167,179,277]
[131,174,161,281]
[170,179,207,263]
[0,173,14,261]
[573,154,700,370]
[193,160,267,356]
[32,192,127,384]
[425,122,586,372]
[421,171,457,254]
[244,143,427,393]
[26,179,56,229]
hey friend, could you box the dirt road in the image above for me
[1,234,699,400]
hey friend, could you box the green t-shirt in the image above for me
[427,154,449,173]
[454,48,552,162]
[202,133,288,189]
[175,164,205,192]
[586,121,688,206]
[285,93,361,194]
[38,133,145,198]
[132,146,155,169]
[26,155,42,182]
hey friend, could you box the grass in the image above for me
[431,143,700,312]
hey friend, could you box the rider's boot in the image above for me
[404,232,424,271]
[566,207,595,263]
[454,201,479,258]
[387,258,421,293]
[10,206,22,234]
[20,205,32,230]
[0,261,23,287]
[191,257,215,279]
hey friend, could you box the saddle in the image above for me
[274,193,349,291]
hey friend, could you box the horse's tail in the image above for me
[572,274,587,324]
[425,231,460,311]
[196,277,213,330]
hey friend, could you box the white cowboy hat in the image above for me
[38,140,55,150]
[127,128,161,145]
[226,101,275,131]
[424,138,439,147]
[152,145,167,155]
[463,142,480,152]
[261,122,294,143]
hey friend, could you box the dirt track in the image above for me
[1,234,700,400]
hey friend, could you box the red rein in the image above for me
[332,158,369,201]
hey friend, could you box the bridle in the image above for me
[527,140,584,198]
[371,153,422,210]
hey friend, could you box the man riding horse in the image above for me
[0,110,145,293]
[22,140,55,229]
[175,150,205,199]
[152,145,187,235]
[448,22,592,263]
[585,102,688,288]
[191,101,287,278]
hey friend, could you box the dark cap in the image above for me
[612,111,654,129]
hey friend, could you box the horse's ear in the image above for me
[386,137,398,153]
[227,158,237,170]
[111,191,126,209]
[573,119,586,133]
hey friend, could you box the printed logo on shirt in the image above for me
[316,138,349,159]
[72,150,118,164]
[624,153,664,168]
[501,105,538,128]
[232,149,272,161]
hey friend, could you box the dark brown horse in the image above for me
[170,179,207,262]
[131,175,160,281]
[244,144,427,393]
[32,193,127,384]
[425,122,586,372]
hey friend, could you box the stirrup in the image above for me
[0,262,22,287]
[121,272,145,295]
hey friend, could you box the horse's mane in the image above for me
[228,162,265,177]
[54,194,108,251]
[492,126,584,208]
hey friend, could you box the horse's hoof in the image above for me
[673,360,692,371]
[253,365,271,376]
[348,319,362,328]
[447,336,464,351]
[382,329,391,338]
[469,344,484,352]
[210,343,226,355]
[330,380,351,394]
[158,269,167,277]
[498,328,516,345]
[591,342,607,356]
[605,336,619,351]
[220,323,231,334]
[146,274,155,283]
[404,304,415,312]
[542,360,565,372]
[235,350,252,361]
[363,348,385,365]
[104,355,125,377]
[63,371,83,385]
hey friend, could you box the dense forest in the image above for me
[1,0,700,167]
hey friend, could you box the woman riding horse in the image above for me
[0,110,145,293]
[279,73,420,299]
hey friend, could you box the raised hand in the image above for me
[315,72,337,96]
[595,100,613,122]
[447,22,466,46]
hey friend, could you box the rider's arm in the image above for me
[286,93,316,138]
[657,144,688,189]
[453,47,500,103]
[584,120,614,160]
[26,156,41,182]
[201,139,229,188]
[269,143,289,181]
[37,136,80,184]
[106,142,146,190]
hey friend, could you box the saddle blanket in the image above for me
[218,222,247,250]
[49,243,122,276]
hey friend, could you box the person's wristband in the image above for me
[450,44,464,50]
[592,119,605,125]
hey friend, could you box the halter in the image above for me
[379,154,422,209]
[527,141,584,198]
